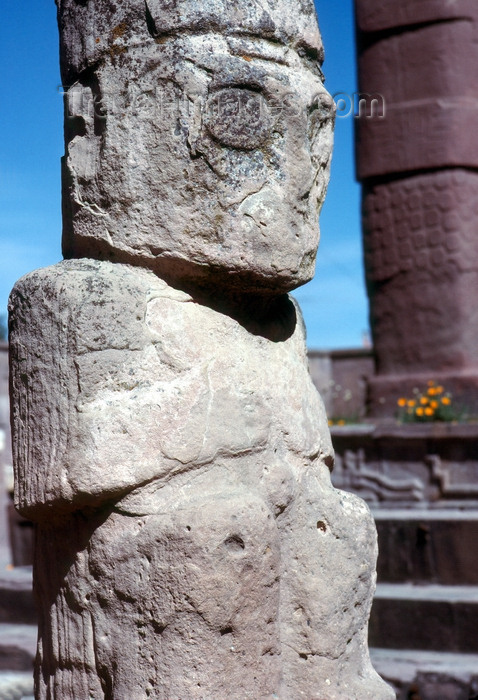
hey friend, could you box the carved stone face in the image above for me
[62,30,334,294]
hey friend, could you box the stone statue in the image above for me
[9,1,393,698]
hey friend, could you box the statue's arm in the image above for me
[9,260,179,520]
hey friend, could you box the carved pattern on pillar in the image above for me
[356,0,478,415]
[363,170,478,375]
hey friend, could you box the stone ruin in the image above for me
[9,1,393,698]
[355,0,478,417]
[324,2,478,697]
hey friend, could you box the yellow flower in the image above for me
[420,396,429,405]
[435,386,444,394]
[328,419,334,426]
[397,398,407,407]
[416,407,424,417]
[425,407,434,416]
[338,419,346,426]
[427,387,436,396]
[427,380,435,387]
[430,400,439,409]
[441,396,451,405]
[407,400,416,407]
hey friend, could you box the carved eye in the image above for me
[309,92,335,122]
[308,92,335,143]
[204,88,272,150]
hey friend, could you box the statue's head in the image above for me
[58,0,335,295]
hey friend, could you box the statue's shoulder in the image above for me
[10,258,161,303]
[9,260,178,352]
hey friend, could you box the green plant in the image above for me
[397,381,456,423]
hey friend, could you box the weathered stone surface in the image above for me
[373,510,478,586]
[331,423,478,507]
[0,624,36,672]
[8,1,391,697]
[0,342,11,567]
[57,0,324,81]
[356,0,478,178]
[356,0,478,34]
[363,169,478,414]
[0,567,35,626]
[416,672,470,700]
[58,0,334,295]
[0,671,34,700]
[11,261,328,515]
[370,649,478,700]
[355,0,478,416]
[10,260,391,698]
[370,584,478,653]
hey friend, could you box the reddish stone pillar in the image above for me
[355,0,478,416]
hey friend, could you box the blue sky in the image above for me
[0,0,368,349]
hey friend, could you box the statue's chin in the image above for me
[63,224,318,297]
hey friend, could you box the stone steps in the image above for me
[0,671,34,700]
[374,509,478,585]
[0,567,35,698]
[0,567,35,626]
[370,583,478,653]
[368,507,478,696]
[0,624,36,672]
[370,649,478,700]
